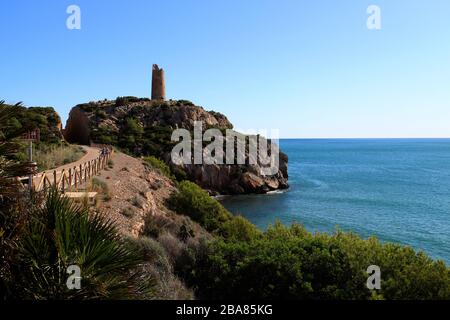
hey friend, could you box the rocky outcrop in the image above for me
[64,106,90,145]
[64,97,288,195]
[65,98,233,133]
[176,138,289,195]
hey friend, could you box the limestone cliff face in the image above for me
[64,98,288,195]
[179,156,289,195]
[64,106,91,145]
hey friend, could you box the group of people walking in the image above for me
[100,147,111,157]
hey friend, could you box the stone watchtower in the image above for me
[151,64,166,100]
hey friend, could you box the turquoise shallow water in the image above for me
[221,139,450,264]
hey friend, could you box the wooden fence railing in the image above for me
[19,148,113,193]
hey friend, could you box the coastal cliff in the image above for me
[64,97,288,194]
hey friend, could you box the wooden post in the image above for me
[28,140,33,191]
[74,167,78,190]
[68,168,72,191]
[61,170,65,193]
[53,170,57,188]
[43,173,47,190]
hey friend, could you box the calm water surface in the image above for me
[221,139,450,263]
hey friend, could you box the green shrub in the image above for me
[1,104,63,145]
[177,100,195,106]
[94,127,117,145]
[127,236,194,300]
[95,109,107,119]
[178,224,195,242]
[177,222,450,300]
[115,97,129,106]
[144,156,173,179]
[168,181,260,242]
[158,232,185,265]
[168,181,231,233]
[171,165,187,181]
[131,195,146,209]
[126,236,167,262]
[107,159,114,168]
[220,215,261,242]
[122,207,136,218]
[142,125,174,157]
[143,154,186,184]
[91,177,111,201]
[0,101,34,299]
[117,118,144,153]
[149,179,164,190]
[143,214,178,239]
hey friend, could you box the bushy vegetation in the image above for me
[142,125,175,158]
[168,179,450,300]
[0,102,31,197]
[91,177,111,201]
[81,100,189,180]
[1,102,153,298]
[14,189,151,299]
[1,101,145,299]
[115,96,149,107]
[119,118,144,153]
[144,156,173,179]
[0,101,32,298]
[2,102,76,172]
[143,155,187,182]
[176,100,194,106]
[28,144,85,171]
[169,181,230,232]
[110,119,177,167]
[2,100,449,300]
[176,222,450,300]
[92,126,118,145]
[122,206,137,218]
[126,236,194,299]
[168,181,260,241]
[3,104,62,145]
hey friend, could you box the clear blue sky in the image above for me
[1,0,449,138]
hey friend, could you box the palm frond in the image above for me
[0,100,30,200]
[18,189,150,299]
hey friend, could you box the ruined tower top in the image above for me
[151,64,166,100]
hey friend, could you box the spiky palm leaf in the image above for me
[18,189,153,299]
[0,100,31,200]
[0,100,33,299]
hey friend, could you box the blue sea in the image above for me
[221,139,450,264]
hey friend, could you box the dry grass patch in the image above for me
[34,144,86,171]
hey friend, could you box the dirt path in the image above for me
[32,145,102,187]
[52,146,100,171]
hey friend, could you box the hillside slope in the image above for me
[64,98,289,195]
[3,104,63,144]
[91,151,208,240]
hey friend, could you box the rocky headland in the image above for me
[64,97,288,195]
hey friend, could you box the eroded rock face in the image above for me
[64,98,288,195]
[177,137,289,195]
[64,106,90,145]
